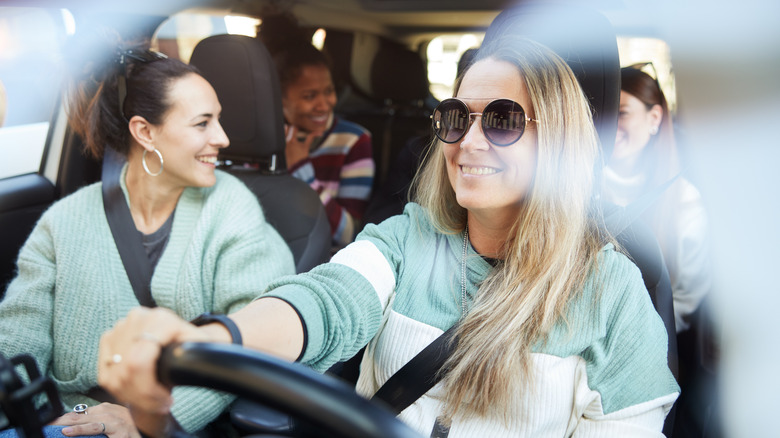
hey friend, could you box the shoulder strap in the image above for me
[602,172,681,238]
[101,148,156,308]
[371,324,458,415]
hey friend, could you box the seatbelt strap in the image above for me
[371,324,458,415]
[101,147,156,308]
[602,172,681,237]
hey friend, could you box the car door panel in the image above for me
[0,173,55,295]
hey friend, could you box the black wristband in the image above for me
[190,312,242,345]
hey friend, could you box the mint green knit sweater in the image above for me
[0,169,295,432]
[266,203,679,437]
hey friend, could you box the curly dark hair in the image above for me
[257,13,332,92]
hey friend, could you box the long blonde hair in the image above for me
[413,38,608,422]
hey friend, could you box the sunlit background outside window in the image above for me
[427,34,483,101]
[311,28,327,50]
[0,7,73,179]
[153,14,261,62]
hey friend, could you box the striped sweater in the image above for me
[289,117,374,248]
[265,203,679,437]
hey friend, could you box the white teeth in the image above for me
[197,156,216,164]
[461,166,497,175]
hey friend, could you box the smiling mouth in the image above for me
[461,165,498,175]
[197,155,217,164]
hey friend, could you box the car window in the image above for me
[427,33,484,101]
[0,7,72,180]
[152,12,260,62]
[617,36,676,112]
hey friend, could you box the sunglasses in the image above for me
[117,49,168,122]
[431,98,539,146]
[627,61,658,81]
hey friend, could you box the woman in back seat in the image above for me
[259,14,375,250]
[605,66,711,333]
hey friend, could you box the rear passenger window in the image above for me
[0,7,72,179]
[152,13,261,62]
[617,36,676,112]
[427,34,484,101]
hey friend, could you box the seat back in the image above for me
[190,34,330,273]
[369,41,434,187]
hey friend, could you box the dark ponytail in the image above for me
[65,31,199,159]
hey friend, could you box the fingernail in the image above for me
[62,427,73,435]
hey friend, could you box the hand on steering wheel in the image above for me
[97,308,214,435]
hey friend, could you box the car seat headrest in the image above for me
[370,41,429,103]
[190,34,287,170]
[483,3,620,155]
[329,31,429,104]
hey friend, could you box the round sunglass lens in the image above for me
[433,99,468,143]
[482,99,525,146]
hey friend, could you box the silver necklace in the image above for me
[461,225,469,315]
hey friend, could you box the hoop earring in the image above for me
[142,148,164,177]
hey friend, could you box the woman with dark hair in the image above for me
[99,38,678,437]
[606,66,710,332]
[0,36,294,437]
[259,15,375,248]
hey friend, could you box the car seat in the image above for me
[325,32,434,193]
[189,34,331,274]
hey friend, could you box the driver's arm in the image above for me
[97,298,304,436]
[207,297,305,359]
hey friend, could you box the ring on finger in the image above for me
[73,403,88,414]
[100,422,106,434]
[106,353,123,366]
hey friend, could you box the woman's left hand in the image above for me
[50,402,140,437]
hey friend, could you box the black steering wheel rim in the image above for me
[157,342,422,438]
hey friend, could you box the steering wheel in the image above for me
[157,342,423,438]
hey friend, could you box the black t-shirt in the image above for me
[141,212,174,271]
